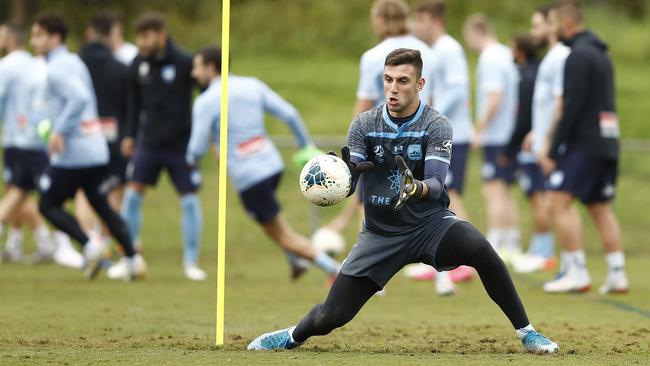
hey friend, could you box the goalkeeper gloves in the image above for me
[293,144,325,168]
[328,146,374,197]
[395,155,424,210]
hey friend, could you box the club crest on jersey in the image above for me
[161,65,176,84]
[407,144,422,161]
[138,61,150,77]
[373,145,385,163]
[393,145,404,155]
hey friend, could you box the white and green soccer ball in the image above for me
[299,154,351,207]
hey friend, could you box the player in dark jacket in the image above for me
[542,1,627,294]
[77,13,130,241]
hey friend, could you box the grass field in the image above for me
[1,144,648,365]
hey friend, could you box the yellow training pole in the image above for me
[216,0,230,346]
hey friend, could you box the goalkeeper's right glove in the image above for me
[327,146,374,197]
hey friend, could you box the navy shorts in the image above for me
[127,146,201,194]
[549,149,618,204]
[482,145,516,184]
[39,165,112,204]
[518,162,546,197]
[446,143,469,194]
[3,147,49,191]
[239,172,282,224]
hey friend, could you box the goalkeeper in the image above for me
[186,46,340,280]
[248,48,558,354]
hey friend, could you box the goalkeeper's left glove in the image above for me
[395,155,424,211]
[293,144,325,168]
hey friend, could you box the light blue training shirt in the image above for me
[0,50,48,150]
[44,46,108,167]
[532,42,570,155]
[187,74,312,192]
[476,42,519,146]
[430,34,474,144]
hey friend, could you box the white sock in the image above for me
[605,251,625,277]
[288,325,302,344]
[436,270,451,283]
[502,227,521,251]
[313,252,340,275]
[559,250,570,274]
[516,324,535,340]
[486,229,503,251]
[6,228,24,250]
[35,226,56,254]
[564,250,588,278]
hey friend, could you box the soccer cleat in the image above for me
[598,273,629,295]
[83,237,108,280]
[404,263,436,280]
[53,233,84,269]
[497,247,523,266]
[184,263,207,281]
[513,254,556,274]
[543,271,591,293]
[247,326,301,350]
[520,330,559,353]
[108,254,147,281]
[404,264,474,282]
[435,271,456,296]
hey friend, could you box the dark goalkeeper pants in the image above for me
[292,221,529,343]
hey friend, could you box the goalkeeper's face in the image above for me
[383,64,424,116]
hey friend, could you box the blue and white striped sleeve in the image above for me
[187,93,219,164]
[259,80,311,149]
[425,114,453,165]
[47,65,92,134]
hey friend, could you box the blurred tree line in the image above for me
[1,0,220,51]
[0,0,647,59]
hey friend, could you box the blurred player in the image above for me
[514,5,570,273]
[186,46,340,280]
[543,1,627,294]
[120,14,204,280]
[0,23,81,267]
[407,0,476,294]
[502,34,554,275]
[108,14,137,66]
[77,13,130,254]
[464,14,521,261]
[323,0,435,255]
[248,49,558,354]
[30,13,145,280]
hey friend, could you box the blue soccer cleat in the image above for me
[520,330,559,353]
[247,326,302,350]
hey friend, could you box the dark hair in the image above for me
[512,34,538,60]
[134,13,166,33]
[3,23,26,45]
[384,48,423,78]
[553,0,582,23]
[535,4,553,18]
[89,12,117,38]
[33,12,68,42]
[415,0,445,19]
[197,46,222,73]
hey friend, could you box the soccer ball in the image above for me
[311,228,346,256]
[299,155,351,206]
